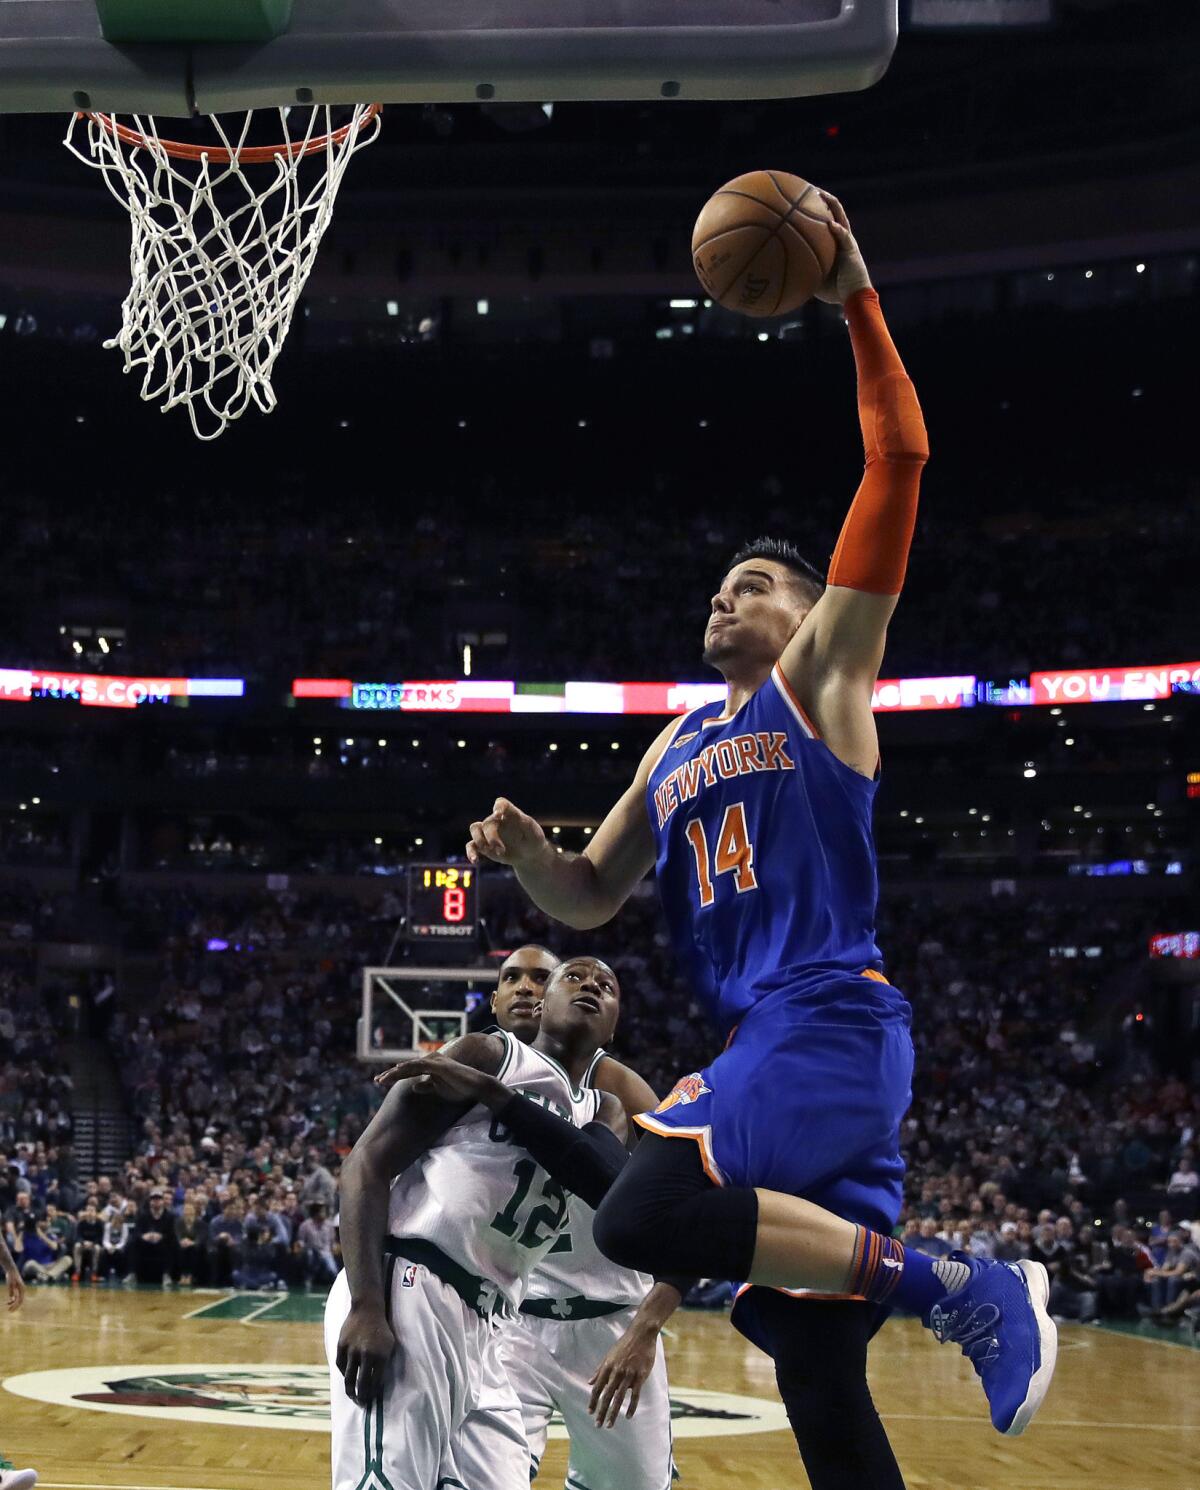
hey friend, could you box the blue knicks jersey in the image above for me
[648,662,888,1036]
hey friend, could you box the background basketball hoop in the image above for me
[64,104,382,440]
[0,0,895,438]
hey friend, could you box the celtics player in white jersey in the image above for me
[331,957,640,1490]
[379,945,687,1490]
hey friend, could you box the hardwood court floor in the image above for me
[1,1287,1195,1490]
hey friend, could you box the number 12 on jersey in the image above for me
[685,802,758,907]
[490,1157,570,1249]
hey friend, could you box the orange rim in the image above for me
[82,103,382,164]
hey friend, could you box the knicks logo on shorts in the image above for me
[655,1073,711,1114]
[401,1263,419,1289]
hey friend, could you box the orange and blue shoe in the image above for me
[927,1253,1058,1436]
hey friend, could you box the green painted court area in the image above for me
[1093,1317,1200,1352]
[188,1290,330,1324]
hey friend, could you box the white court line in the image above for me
[10,1317,319,1341]
[39,1482,248,1490]
[177,1293,260,1321]
[878,1412,1200,1431]
[239,1298,284,1325]
[5,1319,166,1337]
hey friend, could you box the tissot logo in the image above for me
[3,1364,790,1439]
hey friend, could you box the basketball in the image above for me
[691,170,837,318]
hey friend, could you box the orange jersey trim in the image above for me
[648,711,696,778]
[633,1112,725,1187]
[735,1282,867,1304]
[770,663,820,740]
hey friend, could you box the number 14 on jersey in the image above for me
[685,802,758,907]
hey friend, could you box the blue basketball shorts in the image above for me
[634,973,914,1237]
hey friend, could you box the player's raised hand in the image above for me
[337,1302,397,1405]
[466,797,548,868]
[588,1319,659,1427]
[813,190,872,306]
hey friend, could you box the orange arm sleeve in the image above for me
[826,288,930,597]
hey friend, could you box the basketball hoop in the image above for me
[64,104,382,440]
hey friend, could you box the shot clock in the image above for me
[406,862,479,942]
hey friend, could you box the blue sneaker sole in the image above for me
[1005,1259,1058,1436]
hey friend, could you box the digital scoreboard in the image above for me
[406,863,479,942]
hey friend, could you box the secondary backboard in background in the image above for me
[0,0,898,113]
[360,966,490,1064]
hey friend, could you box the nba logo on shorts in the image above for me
[401,1263,419,1289]
[654,1073,711,1114]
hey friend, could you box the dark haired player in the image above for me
[332,956,680,1490]
[479,944,669,1159]
[378,944,683,1490]
[487,943,559,1044]
[465,191,1056,1485]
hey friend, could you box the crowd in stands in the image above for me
[0,933,74,1158]
[1,877,1196,1330]
[2,451,1192,689]
[2,1148,343,1290]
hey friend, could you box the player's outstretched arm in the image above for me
[1,1233,24,1312]
[336,1032,504,1403]
[465,717,679,929]
[385,1052,631,1208]
[589,1279,685,1428]
[780,191,929,776]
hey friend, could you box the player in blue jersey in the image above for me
[466,191,1056,1484]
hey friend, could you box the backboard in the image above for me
[360,965,493,1064]
[0,0,898,114]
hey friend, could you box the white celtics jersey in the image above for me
[387,1030,603,1311]
[524,1049,653,1312]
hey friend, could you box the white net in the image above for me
[64,105,382,441]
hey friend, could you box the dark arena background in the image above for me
[0,2,1197,1488]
